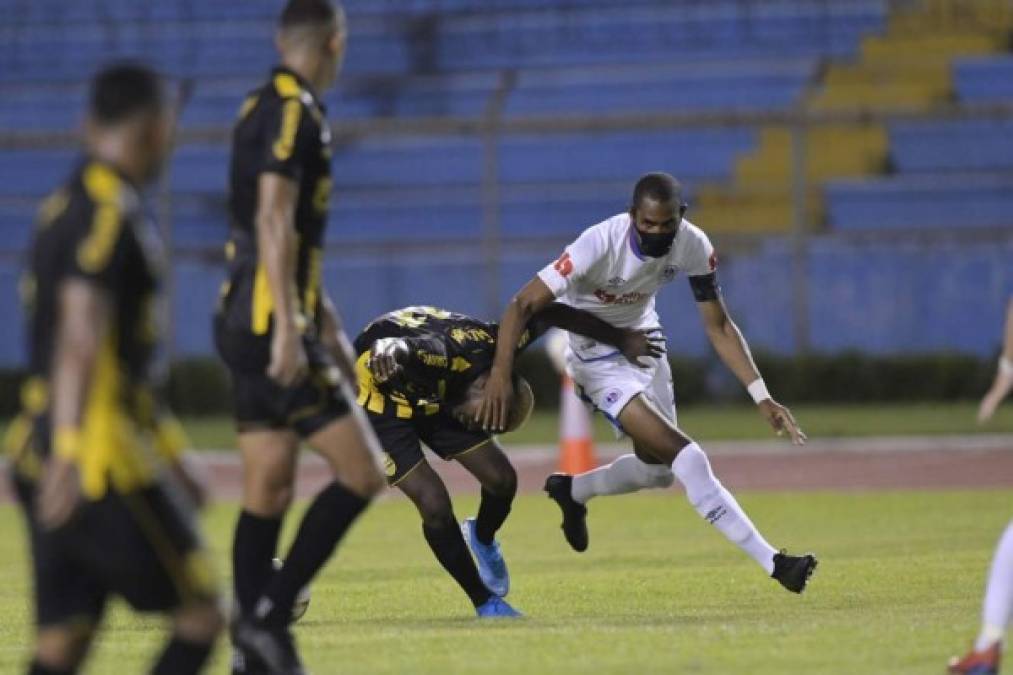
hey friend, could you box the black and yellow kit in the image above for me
[353,306,542,484]
[5,159,216,626]
[214,66,349,435]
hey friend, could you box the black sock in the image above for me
[256,482,369,626]
[28,660,71,675]
[233,510,283,615]
[151,636,214,675]
[474,488,513,545]
[423,521,492,608]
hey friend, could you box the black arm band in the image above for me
[688,272,721,302]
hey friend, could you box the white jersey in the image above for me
[537,213,716,362]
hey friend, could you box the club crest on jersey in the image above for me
[606,276,626,288]
[661,265,677,283]
[603,389,622,407]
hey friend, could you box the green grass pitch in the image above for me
[0,489,1005,673]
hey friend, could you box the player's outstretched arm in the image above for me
[256,173,306,387]
[532,303,665,367]
[39,279,110,529]
[696,294,806,445]
[478,277,556,432]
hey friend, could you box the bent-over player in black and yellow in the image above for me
[352,303,646,617]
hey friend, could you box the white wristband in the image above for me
[1000,356,1013,377]
[747,378,770,404]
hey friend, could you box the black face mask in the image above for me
[636,228,677,257]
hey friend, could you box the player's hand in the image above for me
[619,329,666,368]
[368,338,408,384]
[38,456,83,530]
[477,367,513,433]
[267,326,307,387]
[758,399,807,445]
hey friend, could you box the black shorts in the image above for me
[368,412,491,485]
[215,319,351,438]
[14,476,218,627]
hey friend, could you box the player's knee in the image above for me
[34,625,93,671]
[172,600,224,644]
[484,463,517,498]
[244,480,294,516]
[413,489,454,528]
[341,461,386,499]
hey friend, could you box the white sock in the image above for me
[976,520,1013,650]
[571,453,674,504]
[671,442,777,575]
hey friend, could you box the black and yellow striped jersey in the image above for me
[353,306,543,419]
[217,66,332,367]
[8,158,181,497]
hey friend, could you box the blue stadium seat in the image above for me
[825,174,1013,230]
[954,56,1013,102]
[889,120,1013,173]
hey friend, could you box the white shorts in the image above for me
[565,348,677,435]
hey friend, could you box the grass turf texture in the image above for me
[0,490,1005,673]
[167,401,1013,449]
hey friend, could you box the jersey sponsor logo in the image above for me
[606,276,626,288]
[449,326,493,344]
[662,265,677,283]
[593,288,647,305]
[553,251,574,277]
[709,251,719,271]
[603,388,622,407]
[416,350,448,368]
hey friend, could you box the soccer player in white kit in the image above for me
[477,172,818,594]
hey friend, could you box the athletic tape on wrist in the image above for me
[747,378,770,404]
[1000,356,1013,377]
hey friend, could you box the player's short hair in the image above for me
[279,0,344,33]
[89,63,166,126]
[632,172,683,209]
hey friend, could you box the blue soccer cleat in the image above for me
[475,596,523,618]
[461,517,510,597]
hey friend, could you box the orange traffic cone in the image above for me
[558,373,597,474]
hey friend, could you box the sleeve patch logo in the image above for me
[553,251,574,277]
[709,252,719,272]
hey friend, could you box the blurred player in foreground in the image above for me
[355,305,660,617]
[213,1,385,673]
[949,520,1012,674]
[978,298,1013,423]
[479,172,818,594]
[5,64,223,674]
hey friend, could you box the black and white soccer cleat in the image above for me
[771,550,818,594]
[544,473,589,553]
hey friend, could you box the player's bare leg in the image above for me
[233,430,299,622]
[397,460,500,611]
[253,408,384,623]
[456,442,518,597]
[30,624,96,675]
[233,410,383,673]
[978,299,1013,424]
